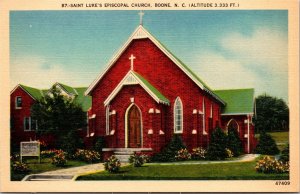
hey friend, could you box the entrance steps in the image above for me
[102,148,152,162]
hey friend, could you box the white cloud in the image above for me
[220,27,287,75]
[10,55,94,89]
[191,27,288,101]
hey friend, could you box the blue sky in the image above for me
[10,10,288,102]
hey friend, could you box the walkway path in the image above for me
[147,154,259,165]
[23,154,259,181]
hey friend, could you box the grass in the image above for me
[256,131,289,151]
[11,157,88,181]
[269,131,289,144]
[77,160,289,180]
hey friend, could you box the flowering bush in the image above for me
[255,156,289,174]
[141,154,150,163]
[51,150,67,167]
[10,154,20,162]
[12,161,30,173]
[129,152,144,167]
[175,148,191,161]
[104,155,121,173]
[191,147,207,160]
[225,148,234,158]
[74,149,101,163]
[41,149,62,158]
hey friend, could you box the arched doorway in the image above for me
[226,119,239,133]
[126,104,142,148]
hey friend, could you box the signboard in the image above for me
[20,141,40,163]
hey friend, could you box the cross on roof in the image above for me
[129,54,136,71]
[138,10,144,25]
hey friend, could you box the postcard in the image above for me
[0,0,299,192]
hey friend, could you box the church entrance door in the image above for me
[128,105,142,148]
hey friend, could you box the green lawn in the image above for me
[269,131,289,144]
[77,160,289,180]
[11,158,88,181]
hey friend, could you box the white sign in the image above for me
[20,141,40,163]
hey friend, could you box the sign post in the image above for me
[20,141,40,163]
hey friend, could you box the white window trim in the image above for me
[105,105,110,135]
[15,96,22,109]
[210,103,213,118]
[173,97,183,134]
[203,99,207,135]
[226,118,240,132]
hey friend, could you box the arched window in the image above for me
[174,97,183,133]
[106,105,110,135]
[226,119,239,134]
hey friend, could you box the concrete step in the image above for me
[114,154,132,162]
[22,174,74,181]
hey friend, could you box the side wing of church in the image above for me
[85,25,256,156]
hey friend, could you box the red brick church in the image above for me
[10,20,256,157]
[84,23,256,155]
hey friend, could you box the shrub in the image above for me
[93,136,105,153]
[74,149,101,163]
[151,135,186,162]
[191,147,207,160]
[10,154,20,162]
[255,156,289,173]
[51,150,67,167]
[225,148,234,158]
[59,131,84,158]
[279,144,289,163]
[129,152,144,167]
[175,148,191,161]
[227,128,243,156]
[41,149,62,158]
[103,155,121,173]
[255,131,280,155]
[207,127,228,160]
[12,161,30,173]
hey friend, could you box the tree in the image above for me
[227,128,243,157]
[254,94,289,132]
[31,87,86,154]
[151,134,186,162]
[207,127,228,160]
[254,131,280,155]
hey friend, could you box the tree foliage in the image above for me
[207,127,228,160]
[151,135,186,162]
[254,131,280,155]
[227,128,243,157]
[31,87,86,152]
[254,94,289,132]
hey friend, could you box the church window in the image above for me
[174,97,183,133]
[16,96,22,109]
[24,117,37,131]
[226,119,239,134]
[106,105,110,135]
[208,103,213,130]
[202,99,206,134]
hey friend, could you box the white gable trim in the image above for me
[85,25,206,95]
[47,82,77,97]
[10,84,37,101]
[104,71,169,106]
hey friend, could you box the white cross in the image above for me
[129,54,136,71]
[138,10,144,25]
